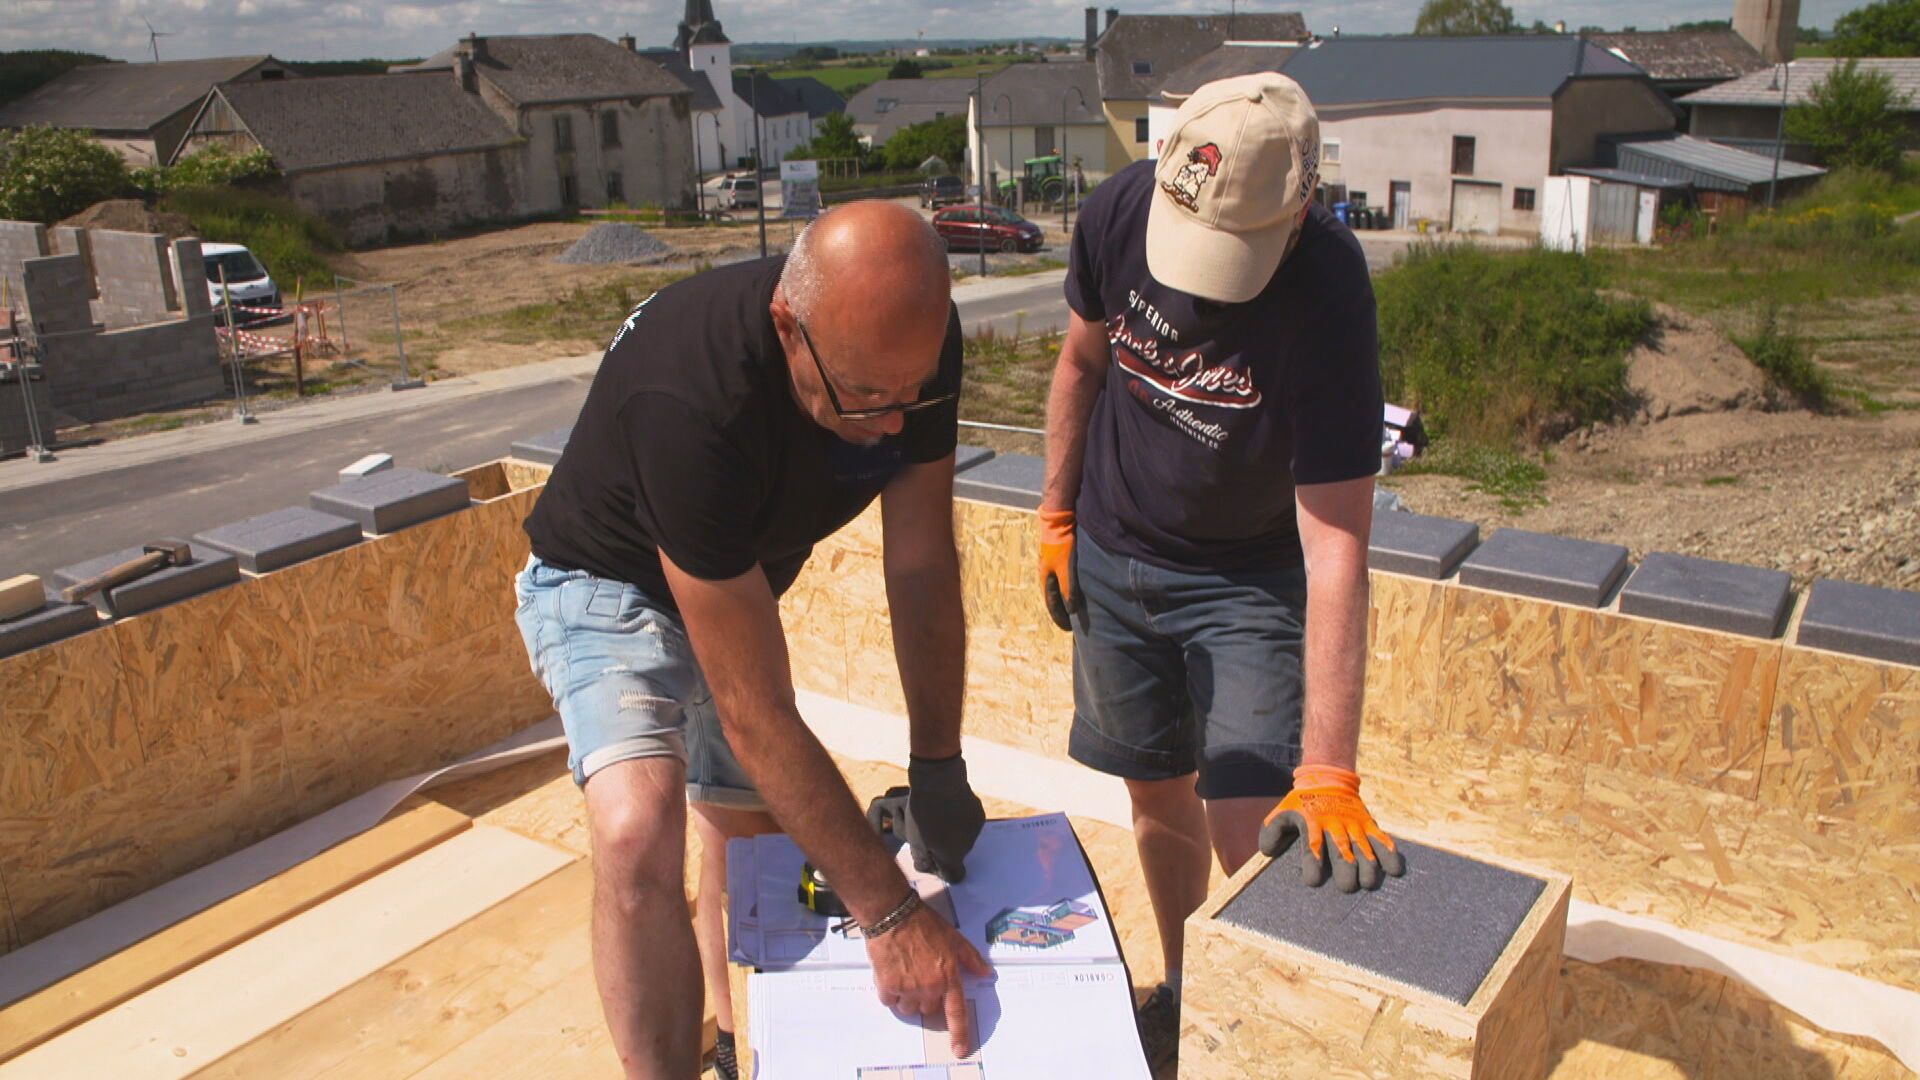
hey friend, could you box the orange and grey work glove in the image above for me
[1259,764,1406,893]
[1038,507,1079,632]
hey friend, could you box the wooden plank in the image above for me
[0,577,41,623]
[0,798,470,1064]
[401,954,632,1080]
[192,860,593,1080]
[0,825,574,1080]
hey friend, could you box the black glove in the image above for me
[903,754,986,883]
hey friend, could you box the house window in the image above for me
[555,114,575,153]
[601,111,620,148]
[1513,187,1536,211]
[559,174,578,206]
[1134,117,1148,143]
[607,171,625,203]
[1132,60,1152,75]
[934,111,945,119]
[1451,135,1475,176]
[1322,139,1341,164]
[1034,124,1056,155]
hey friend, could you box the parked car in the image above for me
[717,175,760,209]
[202,243,281,318]
[931,205,1046,253]
[920,174,966,209]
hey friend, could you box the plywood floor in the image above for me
[7,747,1906,1080]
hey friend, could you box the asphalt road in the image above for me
[1,273,1070,582]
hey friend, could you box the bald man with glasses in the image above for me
[517,202,988,1080]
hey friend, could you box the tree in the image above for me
[0,49,113,107]
[882,115,966,172]
[0,125,131,223]
[1414,0,1516,35]
[1829,0,1920,57]
[1786,59,1914,169]
[788,111,864,162]
[887,58,923,79]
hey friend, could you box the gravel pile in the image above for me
[555,223,671,265]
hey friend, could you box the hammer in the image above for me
[62,540,192,610]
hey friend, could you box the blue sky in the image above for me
[1,0,1868,64]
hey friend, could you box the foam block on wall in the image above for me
[954,444,995,474]
[310,468,471,536]
[509,427,572,467]
[49,547,240,617]
[196,507,364,574]
[0,601,102,659]
[1619,551,1792,638]
[953,452,1043,511]
[1369,511,1480,580]
[1798,578,1920,666]
[1458,528,1630,608]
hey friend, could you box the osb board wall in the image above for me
[1760,647,1920,835]
[0,481,550,953]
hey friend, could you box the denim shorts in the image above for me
[513,555,766,809]
[1067,531,1307,800]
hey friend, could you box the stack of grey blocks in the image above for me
[310,467,471,535]
[49,545,241,618]
[1618,552,1792,638]
[0,600,101,658]
[1458,528,1631,609]
[1369,511,1479,580]
[1798,579,1920,666]
[196,507,364,573]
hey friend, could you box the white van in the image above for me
[717,176,760,210]
[202,243,281,317]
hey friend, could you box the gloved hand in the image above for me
[904,754,987,883]
[1258,764,1404,893]
[1039,507,1078,632]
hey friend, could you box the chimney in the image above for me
[453,53,476,92]
[618,33,636,52]
[1085,7,1098,61]
[1106,8,1119,30]
[1733,0,1801,64]
[460,33,489,65]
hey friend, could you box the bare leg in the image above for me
[584,757,702,1080]
[1124,774,1212,986]
[691,803,780,1040]
[1204,796,1273,878]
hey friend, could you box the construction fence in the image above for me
[212,277,422,399]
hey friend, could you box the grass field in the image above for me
[774,58,1010,96]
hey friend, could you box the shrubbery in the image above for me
[0,125,131,223]
[161,186,339,288]
[134,145,278,195]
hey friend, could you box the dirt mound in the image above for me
[59,200,194,238]
[1624,303,1775,422]
[554,223,670,265]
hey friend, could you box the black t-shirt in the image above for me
[524,256,961,606]
[1064,159,1382,571]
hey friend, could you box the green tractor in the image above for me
[997,154,1066,208]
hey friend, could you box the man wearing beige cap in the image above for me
[1038,72,1403,1066]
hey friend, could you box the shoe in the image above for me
[713,1027,738,1080]
[1135,983,1179,1073]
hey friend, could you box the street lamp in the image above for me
[1061,85,1088,238]
[995,92,1014,216]
[1766,60,1791,210]
[696,112,724,221]
[973,74,988,277]
[752,74,768,258]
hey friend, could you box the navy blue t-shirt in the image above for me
[1064,160,1382,571]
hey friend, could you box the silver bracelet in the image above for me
[861,889,924,939]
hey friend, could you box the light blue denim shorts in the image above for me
[513,555,766,808]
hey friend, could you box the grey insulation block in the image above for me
[954,452,1043,511]
[955,444,996,474]
[1618,551,1792,639]
[51,546,240,617]
[1368,510,1480,580]
[0,601,103,659]
[1798,578,1920,666]
[1219,838,1546,1007]
[510,427,572,467]
[196,506,364,574]
[310,467,471,535]
[1458,528,1630,608]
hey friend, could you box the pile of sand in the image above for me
[58,199,194,238]
[1625,302,1775,422]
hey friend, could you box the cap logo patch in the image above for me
[1160,142,1222,211]
[1296,137,1320,204]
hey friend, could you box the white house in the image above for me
[662,0,818,172]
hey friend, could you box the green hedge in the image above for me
[161,186,340,289]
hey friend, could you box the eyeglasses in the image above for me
[795,317,957,421]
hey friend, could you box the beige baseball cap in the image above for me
[1147,72,1322,304]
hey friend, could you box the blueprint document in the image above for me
[728,813,1150,1079]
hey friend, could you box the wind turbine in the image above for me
[141,16,172,63]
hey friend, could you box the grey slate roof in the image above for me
[1589,30,1767,84]
[471,35,689,106]
[210,72,520,174]
[734,72,806,118]
[846,79,975,142]
[1676,58,1920,110]
[1169,35,1649,108]
[639,49,724,112]
[1095,12,1308,101]
[0,56,272,133]
[779,76,847,119]
[978,62,1103,128]
[1602,132,1825,192]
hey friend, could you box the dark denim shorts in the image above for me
[1067,531,1307,800]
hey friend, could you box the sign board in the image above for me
[780,160,821,219]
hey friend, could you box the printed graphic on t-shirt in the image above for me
[1107,289,1260,452]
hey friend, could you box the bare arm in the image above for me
[1294,476,1375,769]
[1041,312,1111,511]
[881,454,966,758]
[660,553,908,919]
